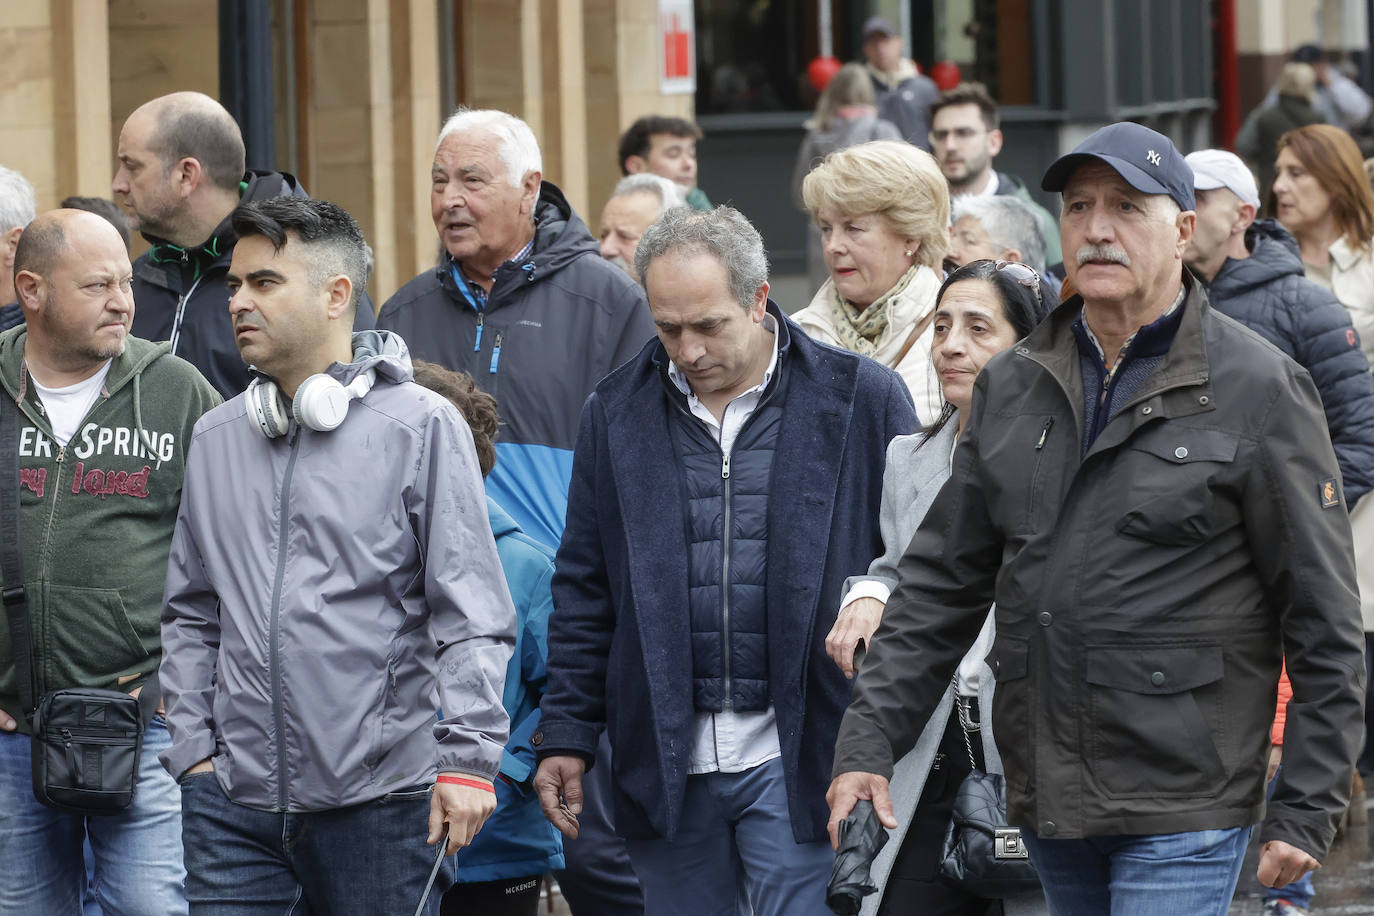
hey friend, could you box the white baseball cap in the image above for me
[1186,149,1260,209]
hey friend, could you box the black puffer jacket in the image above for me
[1207,219,1374,506]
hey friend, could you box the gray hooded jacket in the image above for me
[159,331,516,811]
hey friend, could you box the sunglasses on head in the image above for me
[994,259,1044,311]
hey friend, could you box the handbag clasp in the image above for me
[994,827,1029,860]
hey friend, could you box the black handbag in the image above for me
[1,388,156,815]
[938,695,1041,898]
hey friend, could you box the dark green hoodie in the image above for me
[0,328,221,732]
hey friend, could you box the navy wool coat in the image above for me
[535,304,918,844]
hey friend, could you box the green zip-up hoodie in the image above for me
[0,327,221,733]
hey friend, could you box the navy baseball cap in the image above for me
[1041,122,1196,212]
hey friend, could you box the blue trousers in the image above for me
[0,717,186,915]
[180,774,452,915]
[1022,826,1252,916]
[624,756,833,916]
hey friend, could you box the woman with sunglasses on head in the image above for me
[1271,123,1374,367]
[794,140,951,425]
[825,260,1051,916]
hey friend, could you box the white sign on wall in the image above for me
[659,0,696,95]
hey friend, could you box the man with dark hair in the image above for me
[928,82,1062,265]
[113,92,373,398]
[0,208,220,913]
[159,196,516,915]
[617,115,711,210]
[859,16,939,149]
[534,206,916,915]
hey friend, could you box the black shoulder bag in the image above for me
[1,390,157,815]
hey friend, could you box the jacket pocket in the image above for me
[1085,644,1227,798]
[44,585,148,689]
[1115,432,1239,546]
[987,635,1031,792]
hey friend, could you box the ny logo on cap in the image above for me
[1146,149,1162,167]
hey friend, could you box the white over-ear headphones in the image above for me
[247,369,377,439]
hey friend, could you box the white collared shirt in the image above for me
[666,315,784,774]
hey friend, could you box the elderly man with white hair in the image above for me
[946,194,1057,293]
[377,108,654,916]
[0,165,36,331]
[597,173,684,281]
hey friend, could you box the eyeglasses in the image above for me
[929,126,984,143]
[995,259,1045,312]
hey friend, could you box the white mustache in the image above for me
[1076,244,1131,267]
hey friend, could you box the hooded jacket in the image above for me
[129,170,376,399]
[454,498,564,882]
[0,329,221,732]
[377,181,654,548]
[1205,219,1374,507]
[158,331,516,811]
[836,280,1366,862]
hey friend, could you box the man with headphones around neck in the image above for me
[158,196,517,914]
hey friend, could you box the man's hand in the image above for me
[428,776,497,856]
[1257,840,1320,889]
[826,771,898,850]
[825,597,886,678]
[1266,745,1282,783]
[534,756,586,839]
[0,707,15,732]
[184,758,214,778]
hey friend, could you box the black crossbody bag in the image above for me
[1,390,157,815]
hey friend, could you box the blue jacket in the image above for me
[535,305,918,844]
[377,181,654,549]
[456,499,564,881]
[1206,219,1374,506]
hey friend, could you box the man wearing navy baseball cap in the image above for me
[829,121,1365,915]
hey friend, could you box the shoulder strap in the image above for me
[887,307,937,371]
[0,391,36,716]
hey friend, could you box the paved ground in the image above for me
[1228,797,1374,915]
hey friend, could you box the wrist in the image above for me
[436,773,495,793]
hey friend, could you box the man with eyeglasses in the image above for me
[829,122,1365,915]
[928,82,1061,267]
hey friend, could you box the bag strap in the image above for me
[412,829,450,916]
[887,307,937,371]
[0,390,37,716]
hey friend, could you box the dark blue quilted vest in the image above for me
[665,369,785,714]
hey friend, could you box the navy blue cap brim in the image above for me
[1042,152,1195,211]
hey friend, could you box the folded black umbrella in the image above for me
[826,799,889,915]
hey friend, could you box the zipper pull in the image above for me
[1035,417,1054,450]
[721,453,731,479]
[55,446,65,464]
[474,315,484,352]
[61,728,81,785]
[489,332,503,374]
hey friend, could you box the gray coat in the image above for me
[159,331,517,810]
[845,420,1045,915]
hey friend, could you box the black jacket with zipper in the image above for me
[835,276,1366,862]
[129,170,375,398]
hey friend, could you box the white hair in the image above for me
[436,108,542,188]
[952,195,1047,273]
[0,166,37,233]
[610,174,685,216]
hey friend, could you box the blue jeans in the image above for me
[1021,826,1252,916]
[1260,767,1314,908]
[623,756,833,916]
[180,773,452,915]
[0,717,186,915]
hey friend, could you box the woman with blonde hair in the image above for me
[1271,123,1374,365]
[795,140,950,423]
[793,64,902,291]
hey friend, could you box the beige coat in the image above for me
[792,266,945,426]
[1321,237,1374,369]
